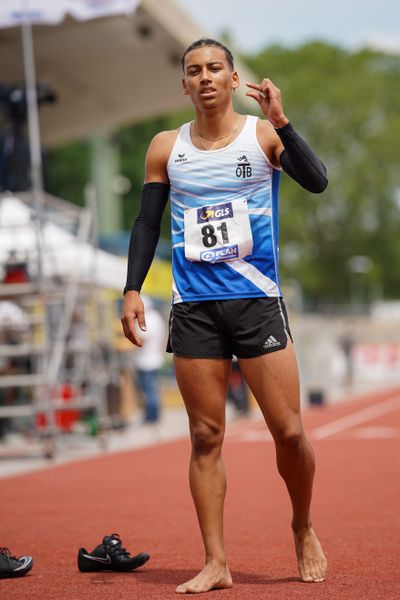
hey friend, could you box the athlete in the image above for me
[121,38,328,594]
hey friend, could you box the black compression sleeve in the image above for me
[123,182,170,295]
[276,122,328,193]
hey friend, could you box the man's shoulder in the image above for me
[146,129,179,165]
[255,118,282,168]
[256,117,277,138]
[150,129,179,150]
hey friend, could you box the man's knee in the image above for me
[273,423,304,452]
[191,421,224,455]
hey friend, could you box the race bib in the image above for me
[184,198,253,263]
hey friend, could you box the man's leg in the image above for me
[136,370,153,422]
[239,343,327,583]
[174,357,233,594]
[142,369,160,422]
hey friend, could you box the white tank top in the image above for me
[167,115,282,304]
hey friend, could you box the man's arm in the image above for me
[274,122,328,193]
[246,78,328,193]
[123,182,170,297]
[121,130,176,346]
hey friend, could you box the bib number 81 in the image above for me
[201,223,229,248]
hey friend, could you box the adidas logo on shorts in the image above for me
[263,335,281,349]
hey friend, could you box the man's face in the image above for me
[182,46,239,109]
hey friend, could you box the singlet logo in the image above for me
[236,155,252,178]
[197,202,233,223]
[175,153,188,163]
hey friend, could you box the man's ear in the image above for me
[182,78,190,96]
[231,70,240,91]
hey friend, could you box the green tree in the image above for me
[44,141,90,207]
[246,43,400,305]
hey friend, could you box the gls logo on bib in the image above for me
[197,202,233,223]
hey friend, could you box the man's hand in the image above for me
[121,291,147,347]
[246,78,289,128]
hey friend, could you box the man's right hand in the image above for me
[121,291,147,347]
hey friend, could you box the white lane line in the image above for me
[350,427,400,439]
[312,395,400,440]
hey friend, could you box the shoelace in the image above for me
[105,534,131,557]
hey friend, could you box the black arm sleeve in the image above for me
[123,182,170,295]
[276,122,328,193]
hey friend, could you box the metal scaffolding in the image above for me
[0,191,110,458]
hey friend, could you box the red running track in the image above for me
[1,386,400,599]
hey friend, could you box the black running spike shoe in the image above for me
[0,547,33,578]
[78,533,150,572]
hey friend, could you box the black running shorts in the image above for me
[166,297,293,359]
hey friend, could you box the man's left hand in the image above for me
[246,78,289,128]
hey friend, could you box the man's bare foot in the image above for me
[293,525,327,582]
[176,561,233,594]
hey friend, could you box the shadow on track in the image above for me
[114,568,301,586]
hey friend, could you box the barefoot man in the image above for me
[122,38,328,593]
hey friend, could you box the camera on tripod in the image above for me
[0,82,57,192]
[0,82,57,127]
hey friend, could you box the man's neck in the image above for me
[194,107,238,140]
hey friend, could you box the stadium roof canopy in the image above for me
[0,0,257,147]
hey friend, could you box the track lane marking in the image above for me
[312,395,400,440]
[348,426,399,439]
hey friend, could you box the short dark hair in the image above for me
[181,38,234,72]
